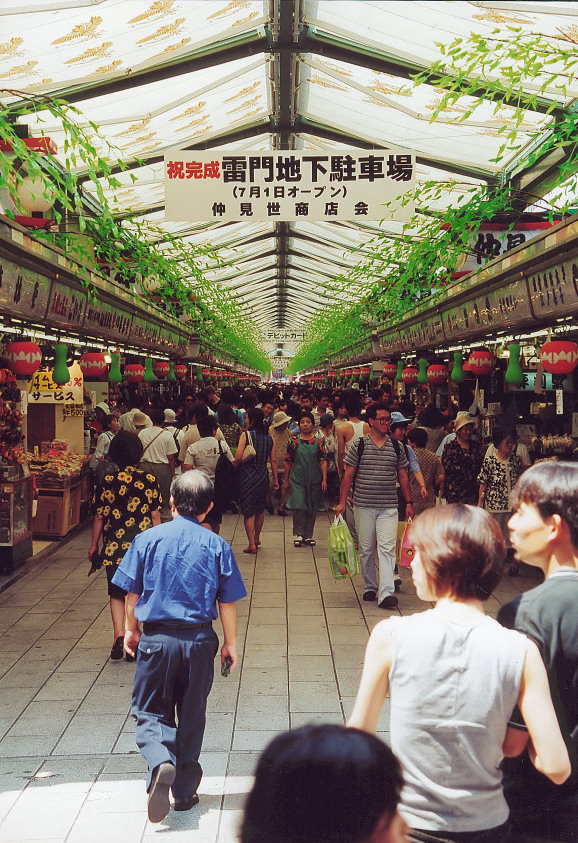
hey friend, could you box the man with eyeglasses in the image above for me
[336,402,413,609]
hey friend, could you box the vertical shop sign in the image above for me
[556,389,564,415]
[165,149,415,222]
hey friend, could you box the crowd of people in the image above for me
[83,381,577,841]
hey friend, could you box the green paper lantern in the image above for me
[417,358,428,384]
[395,360,404,382]
[505,343,524,385]
[52,343,70,386]
[143,358,155,383]
[451,352,465,383]
[167,361,176,382]
[108,351,122,384]
[197,365,203,383]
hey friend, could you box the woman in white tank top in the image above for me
[349,504,570,843]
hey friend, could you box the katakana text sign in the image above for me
[164,149,415,222]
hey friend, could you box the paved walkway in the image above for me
[0,512,539,842]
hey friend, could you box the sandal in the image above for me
[293,536,303,547]
[243,546,257,554]
[303,538,316,547]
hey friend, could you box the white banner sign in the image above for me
[165,149,415,222]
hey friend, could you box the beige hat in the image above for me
[132,411,148,429]
[272,410,292,428]
[163,408,177,424]
[454,411,476,432]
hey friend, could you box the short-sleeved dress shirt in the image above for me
[112,514,247,623]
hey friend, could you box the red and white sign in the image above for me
[165,149,415,222]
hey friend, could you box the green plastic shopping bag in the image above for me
[328,515,359,579]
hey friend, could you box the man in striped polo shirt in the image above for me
[336,402,413,609]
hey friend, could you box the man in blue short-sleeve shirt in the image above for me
[113,470,246,824]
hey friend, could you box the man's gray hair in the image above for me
[170,470,214,518]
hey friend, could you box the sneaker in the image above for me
[362,590,377,602]
[303,538,316,547]
[293,536,303,547]
[378,595,399,610]
[394,572,402,591]
[147,761,176,823]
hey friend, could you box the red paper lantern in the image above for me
[352,367,361,381]
[124,363,145,384]
[152,360,170,379]
[78,351,108,380]
[361,365,371,381]
[328,370,338,379]
[427,364,447,385]
[382,363,397,380]
[4,341,42,377]
[174,364,187,381]
[402,367,418,385]
[540,340,578,375]
[468,349,495,377]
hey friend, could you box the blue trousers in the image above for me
[132,625,219,799]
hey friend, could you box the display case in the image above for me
[0,473,33,573]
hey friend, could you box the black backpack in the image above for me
[214,441,237,511]
[353,434,401,489]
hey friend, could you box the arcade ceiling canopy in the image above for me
[1,0,577,344]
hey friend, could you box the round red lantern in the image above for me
[174,363,187,381]
[540,340,578,375]
[152,360,170,379]
[124,363,145,384]
[361,365,371,381]
[78,351,108,381]
[382,363,397,380]
[427,364,447,385]
[352,367,361,381]
[468,349,495,377]
[402,367,418,385]
[5,341,42,377]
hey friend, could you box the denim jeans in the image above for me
[354,506,398,601]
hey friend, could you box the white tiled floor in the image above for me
[0,512,539,842]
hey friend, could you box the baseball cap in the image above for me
[163,408,177,424]
[95,401,110,414]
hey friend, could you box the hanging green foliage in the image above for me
[0,90,269,373]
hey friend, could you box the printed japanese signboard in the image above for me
[27,362,83,404]
[165,149,415,222]
[0,257,51,322]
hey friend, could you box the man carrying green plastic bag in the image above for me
[328,515,358,579]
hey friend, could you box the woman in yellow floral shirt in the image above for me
[88,431,161,661]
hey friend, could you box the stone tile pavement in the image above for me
[0,512,540,842]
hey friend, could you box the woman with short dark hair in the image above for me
[241,723,408,843]
[88,431,161,661]
[349,504,570,842]
[234,408,278,553]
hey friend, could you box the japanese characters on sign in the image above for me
[165,149,416,222]
[0,257,51,322]
[27,362,83,405]
[457,223,554,273]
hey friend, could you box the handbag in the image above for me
[241,430,256,463]
[398,518,415,568]
[328,515,358,579]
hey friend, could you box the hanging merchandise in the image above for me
[451,352,465,383]
[4,341,42,378]
[361,365,371,381]
[417,359,428,384]
[505,343,524,385]
[540,340,578,375]
[143,358,155,382]
[352,367,361,382]
[427,363,447,385]
[382,363,397,380]
[108,350,122,384]
[174,364,187,381]
[467,349,495,377]
[402,367,418,385]
[152,360,170,379]
[196,366,203,383]
[79,352,108,381]
[396,361,404,382]
[124,363,145,384]
[52,343,70,386]
[167,361,176,382]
